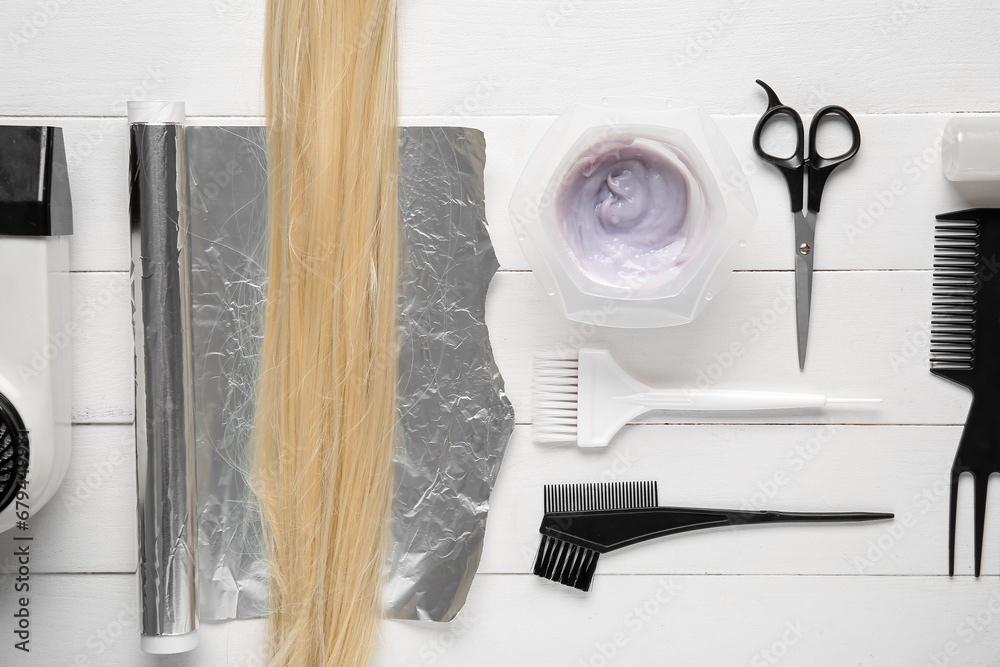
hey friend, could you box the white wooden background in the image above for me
[2,0,1000,665]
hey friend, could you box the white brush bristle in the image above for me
[533,351,579,445]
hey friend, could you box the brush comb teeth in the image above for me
[543,481,659,513]
[932,217,979,372]
[532,351,580,445]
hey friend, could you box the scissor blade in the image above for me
[793,211,817,370]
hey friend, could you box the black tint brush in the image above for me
[930,209,1000,576]
[533,481,893,592]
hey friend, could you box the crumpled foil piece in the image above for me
[385,127,515,622]
[181,125,512,623]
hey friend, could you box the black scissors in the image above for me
[752,79,861,370]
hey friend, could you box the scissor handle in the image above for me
[807,105,861,212]
[752,80,804,213]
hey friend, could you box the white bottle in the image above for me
[942,116,1000,181]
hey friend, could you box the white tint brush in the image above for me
[533,349,880,448]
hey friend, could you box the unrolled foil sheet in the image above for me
[385,127,514,621]
[176,125,512,622]
[185,126,269,619]
[129,121,198,639]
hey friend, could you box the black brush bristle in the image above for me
[534,481,659,591]
[543,480,658,514]
[532,535,600,591]
[931,218,978,372]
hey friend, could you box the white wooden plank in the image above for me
[3,1,1000,116]
[65,269,970,426]
[397,0,1000,116]
[0,574,267,666]
[1,573,999,666]
[1,0,265,117]
[375,574,1000,667]
[70,272,133,424]
[0,423,978,578]
[0,426,982,589]
[407,113,992,274]
[0,114,985,274]
[0,425,135,576]
[486,269,968,425]
[481,424,999,577]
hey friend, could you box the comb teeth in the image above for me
[532,351,580,445]
[932,219,978,371]
[532,534,600,591]
[543,481,659,513]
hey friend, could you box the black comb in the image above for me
[931,209,1000,576]
[532,480,893,592]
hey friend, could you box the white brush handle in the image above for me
[560,349,883,448]
[622,390,879,411]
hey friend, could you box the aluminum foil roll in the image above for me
[129,114,199,649]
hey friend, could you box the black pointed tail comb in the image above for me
[930,209,1000,577]
[532,481,893,592]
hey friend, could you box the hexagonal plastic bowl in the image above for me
[508,97,757,328]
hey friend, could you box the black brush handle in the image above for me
[541,507,894,554]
